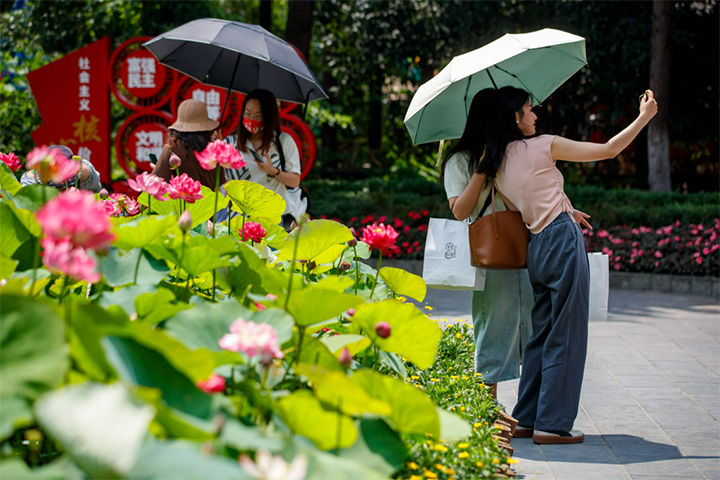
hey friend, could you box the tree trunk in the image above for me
[260,0,273,32]
[284,0,314,61]
[647,0,671,192]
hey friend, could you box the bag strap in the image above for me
[477,190,493,219]
[275,128,286,172]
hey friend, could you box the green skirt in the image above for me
[471,269,534,383]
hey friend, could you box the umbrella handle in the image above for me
[219,52,243,129]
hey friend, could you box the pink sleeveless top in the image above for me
[495,135,574,234]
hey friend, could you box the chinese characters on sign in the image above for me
[133,128,165,164]
[27,36,111,182]
[191,87,223,121]
[120,50,165,98]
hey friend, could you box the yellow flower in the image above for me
[409,476,422,480]
[426,440,433,445]
[450,375,459,380]
[423,470,438,478]
[434,464,446,472]
[473,422,482,427]
[408,462,419,470]
[462,376,468,380]
[458,452,470,459]
[424,306,433,310]
[474,373,482,376]
[446,469,456,475]
[450,406,456,411]
[448,367,453,370]
[458,443,469,449]
[430,378,440,382]
[460,406,466,411]
[433,444,448,452]
[449,477,456,480]
[507,458,518,464]
[492,458,501,464]
[476,462,484,467]
[456,333,462,339]
[484,421,489,426]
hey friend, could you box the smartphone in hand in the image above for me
[249,149,265,163]
[148,153,158,165]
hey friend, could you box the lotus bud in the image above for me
[338,347,352,367]
[72,155,82,161]
[207,220,217,236]
[375,321,391,339]
[169,153,182,169]
[347,238,358,247]
[178,210,192,232]
[346,308,356,318]
[98,188,109,199]
[307,260,317,271]
[266,293,278,301]
[338,261,351,273]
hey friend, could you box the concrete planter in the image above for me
[372,259,720,298]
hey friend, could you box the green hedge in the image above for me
[304,178,719,228]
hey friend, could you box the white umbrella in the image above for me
[404,28,587,145]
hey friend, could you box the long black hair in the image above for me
[442,86,530,179]
[235,88,280,155]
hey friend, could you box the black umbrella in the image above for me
[143,18,327,122]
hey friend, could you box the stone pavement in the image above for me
[424,288,720,480]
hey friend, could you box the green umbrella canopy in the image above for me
[404,28,587,145]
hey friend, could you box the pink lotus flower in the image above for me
[168,173,203,203]
[361,222,399,256]
[169,153,182,169]
[255,302,267,311]
[218,318,283,364]
[1,152,21,172]
[241,222,266,243]
[42,238,101,283]
[25,146,80,184]
[108,193,140,217]
[99,199,122,217]
[239,450,307,480]
[36,189,115,250]
[194,140,246,170]
[127,172,169,201]
[196,374,226,393]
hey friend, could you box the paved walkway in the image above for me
[425,288,720,480]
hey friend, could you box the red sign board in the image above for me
[120,49,166,98]
[27,37,111,183]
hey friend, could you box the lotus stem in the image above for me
[133,248,143,285]
[369,253,382,300]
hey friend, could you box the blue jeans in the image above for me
[512,213,590,432]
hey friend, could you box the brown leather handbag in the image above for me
[468,182,530,270]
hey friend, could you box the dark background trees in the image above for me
[1,0,717,192]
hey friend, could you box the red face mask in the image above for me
[243,117,264,134]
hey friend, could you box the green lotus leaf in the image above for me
[99,248,170,288]
[286,284,363,327]
[0,203,30,258]
[350,300,441,370]
[0,395,33,442]
[379,266,427,302]
[113,215,178,251]
[34,382,155,479]
[342,240,371,261]
[296,365,392,416]
[352,369,440,437]
[0,163,21,195]
[437,407,472,442]
[0,296,68,400]
[320,334,372,357]
[276,390,357,451]
[5,184,58,212]
[224,180,285,221]
[276,219,354,262]
[297,337,344,371]
[134,288,190,325]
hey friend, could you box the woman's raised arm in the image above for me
[449,172,486,221]
[552,90,658,163]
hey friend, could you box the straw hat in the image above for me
[169,99,220,132]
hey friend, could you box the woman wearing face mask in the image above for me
[223,89,301,224]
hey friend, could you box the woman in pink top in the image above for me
[478,86,657,444]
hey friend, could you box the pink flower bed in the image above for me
[582,219,719,277]
[330,212,719,277]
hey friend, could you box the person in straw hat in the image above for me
[153,99,225,190]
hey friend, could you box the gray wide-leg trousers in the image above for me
[512,213,590,432]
